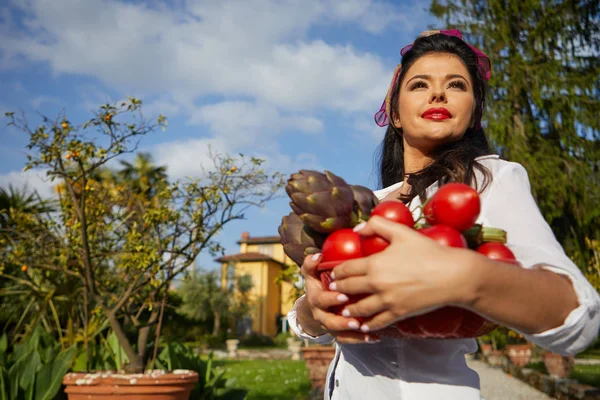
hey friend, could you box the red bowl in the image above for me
[316,259,497,339]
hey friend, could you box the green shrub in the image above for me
[238,333,275,348]
[274,332,292,348]
[198,334,227,350]
[0,325,75,400]
[156,341,247,399]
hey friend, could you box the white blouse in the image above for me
[287,155,600,400]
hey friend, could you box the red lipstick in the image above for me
[422,108,452,120]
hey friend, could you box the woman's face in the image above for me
[393,53,475,153]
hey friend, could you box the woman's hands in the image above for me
[298,253,380,344]
[330,216,475,333]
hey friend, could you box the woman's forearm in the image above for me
[296,295,329,337]
[462,252,579,334]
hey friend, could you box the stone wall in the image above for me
[500,360,600,399]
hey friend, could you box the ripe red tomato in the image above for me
[371,201,415,227]
[360,201,414,256]
[423,199,434,223]
[320,229,362,264]
[361,235,389,256]
[418,225,467,248]
[425,183,481,232]
[319,230,366,319]
[476,242,518,264]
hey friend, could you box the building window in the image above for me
[257,244,273,257]
[237,316,253,336]
[226,262,235,291]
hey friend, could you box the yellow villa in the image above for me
[215,232,300,337]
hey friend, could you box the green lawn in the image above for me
[576,350,600,359]
[212,359,313,400]
[525,361,600,388]
[571,365,600,388]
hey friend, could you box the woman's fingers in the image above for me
[329,276,372,295]
[356,310,399,332]
[331,257,368,281]
[312,307,363,332]
[301,253,322,277]
[339,295,386,318]
[355,215,421,242]
[309,290,350,310]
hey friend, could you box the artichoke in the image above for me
[350,184,379,221]
[285,170,356,233]
[278,212,326,266]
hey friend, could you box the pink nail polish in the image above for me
[360,325,370,333]
[348,321,359,329]
[329,282,337,291]
[341,309,351,317]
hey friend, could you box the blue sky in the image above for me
[0,0,438,271]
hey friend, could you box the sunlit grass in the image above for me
[526,361,600,388]
[211,359,313,400]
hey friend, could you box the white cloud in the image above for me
[154,100,324,179]
[325,0,422,34]
[245,40,388,112]
[0,0,401,116]
[143,95,183,120]
[0,169,56,199]
[152,136,229,180]
[151,134,321,182]
[249,151,323,177]
[191,101,322,141]
[0,0,435,203]
[30,95,60,109]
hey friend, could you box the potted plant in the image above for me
[479,342,493,356]
[476,337,493,357]
[477,328,507,367]
[543,352,575,378]
[504,329,532,367]
[301,343,336,391]
[3,99,284,398]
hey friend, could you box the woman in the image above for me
[287,30,600,399]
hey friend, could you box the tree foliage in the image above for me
[177,269,254,337]
[430,0,600,266]
[1,98,285,372]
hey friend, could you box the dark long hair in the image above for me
[377,33,493,203]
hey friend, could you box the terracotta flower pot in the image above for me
[505,344,532,367]
[543,352,575,378]
[301,346,336,391]
[63,370,198,400]
[480,343,493,356]
[486,350,506,367]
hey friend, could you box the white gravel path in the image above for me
[467,358,552,400]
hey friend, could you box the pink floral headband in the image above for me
[374,29,491,127]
